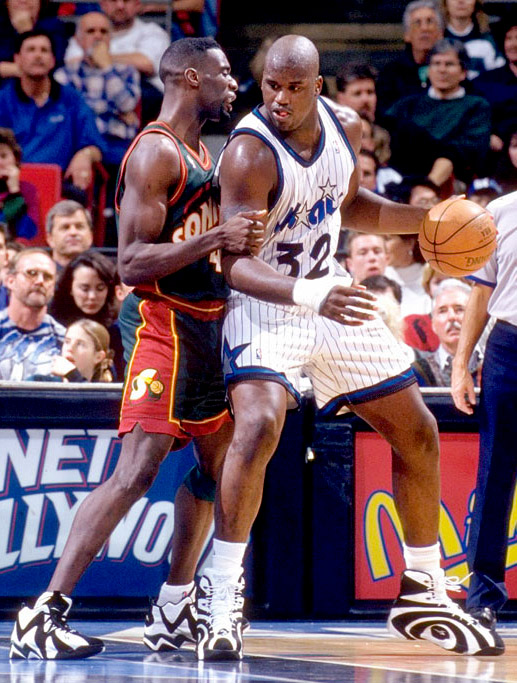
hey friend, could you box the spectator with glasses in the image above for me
[0,247,64,380]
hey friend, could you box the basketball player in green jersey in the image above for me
[10,37,267,660]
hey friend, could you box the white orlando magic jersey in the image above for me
[217,97,356,282]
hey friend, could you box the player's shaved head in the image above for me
[159,36,222,85]
[264,35,320,78]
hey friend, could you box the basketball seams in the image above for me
[421,196,461,244]
[418,198,496,275]
[431,212,489,247]
[419,238,496,257]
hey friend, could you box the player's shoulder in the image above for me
[125,130,181,182]
[222,116,277,168]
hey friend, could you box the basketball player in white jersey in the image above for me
[195,35,503,660]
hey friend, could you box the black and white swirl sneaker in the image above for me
[387,569,505,655]
[143,584,197,651]
[10,591,104,660]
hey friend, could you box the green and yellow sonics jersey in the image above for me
[115,121,229,312]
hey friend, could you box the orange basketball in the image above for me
[418,197,497,276]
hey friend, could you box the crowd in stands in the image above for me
[0,0,515,387]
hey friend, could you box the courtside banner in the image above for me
[355,431,517,600]
[0,384,196,598]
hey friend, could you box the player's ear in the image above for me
[184,67,199,87]
[315,75,323,96]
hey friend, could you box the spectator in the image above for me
[335,61,391,165]
[0,247,64,380]
[412,279,479,385]
[49,250,117,328]
[408,177,441,208]
[344,232,388,283]
[0,127,38,241]
[0,224,8,309]
[0,0,70,79]
[0,31,104,205]
[493,127,517,194]
[45,200,94,270]
[55,12,141,245]
[382,175,441,207]
[472,14,517,154]
[55,12,140,172]
[358,149,380,192]
[467,177,503,208]
[114,279,133,311]
[64,0,169,126]
[140,0,217,42]
[233,36,277,123]
[377,0,444,115]
[48,250,124,378]
[0,238,25,310]
[403,261,446,352]
[440,0,504,79]
[385,230,431,318]
[29,318,114,382]
[385,38,491,188]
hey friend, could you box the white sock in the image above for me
[211,538,247,579]
[403,542,443,580]
[157,581,194,606]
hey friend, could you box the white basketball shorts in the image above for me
[222,294,415,415]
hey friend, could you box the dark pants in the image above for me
[466,320,517,611]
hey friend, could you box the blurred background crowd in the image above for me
[0,0,515,386]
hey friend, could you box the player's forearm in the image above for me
[222,254,295,304]
[452,284,491,368]
[119,230,226,285]
[343,187,426,235]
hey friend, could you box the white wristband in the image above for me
[292,276,339,314]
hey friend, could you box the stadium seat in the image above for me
[19,163,62,246]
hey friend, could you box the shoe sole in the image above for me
[143,633,194,652]
[9,641,105,660]
[198,648,242,661]
[387,619,505,656]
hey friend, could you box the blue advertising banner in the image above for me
[0,384,197,599]
[0,427,196,597]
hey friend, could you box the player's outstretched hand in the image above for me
[320,284,378,325]
[219,210,267,255]
[292,277,377,324]
[451,362,476,415]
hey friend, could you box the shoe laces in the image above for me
[431,572,476,620]
[443,573,472,594]
[205,579,240,634]
[43,605,77,635]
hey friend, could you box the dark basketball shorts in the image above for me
[118,292,231,445]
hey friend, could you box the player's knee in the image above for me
[233,408,283,462]
[110,460,160,499]
[413,411,439,460]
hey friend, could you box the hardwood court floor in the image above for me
[1,620,516,682]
